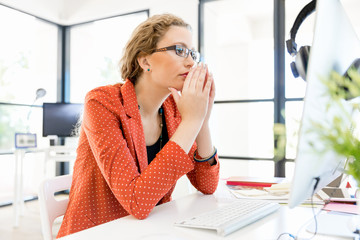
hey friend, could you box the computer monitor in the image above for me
[42,103,83,137]
[288,0,360,208]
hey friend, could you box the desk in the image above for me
[43,146,77,177]
[13,146,76,227]
[59,185,356,240]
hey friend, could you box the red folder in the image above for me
[226,176,285,188]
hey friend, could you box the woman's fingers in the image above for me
[168,87,180,104]
[183,66,195,90]
[208,72,215,99]
[182,63,210,98]
[203,72,213,96]
[187,63,207,93]
[189,63,203,89]
[196,63,207,92]
[203,64,209,91]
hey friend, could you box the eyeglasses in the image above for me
[153,45,201,62]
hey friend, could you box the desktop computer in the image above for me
[288,0,360,238]
[288,0,360,208]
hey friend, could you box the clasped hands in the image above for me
[169,62,215,131]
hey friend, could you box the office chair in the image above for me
[38,174,72,240]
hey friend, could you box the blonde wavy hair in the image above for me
[120,14,191,83]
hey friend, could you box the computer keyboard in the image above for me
[174,199,280,236]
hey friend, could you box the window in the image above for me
[203,0,274,101]
[203,0,360,178]
[202,0,275,176]
[203,1,273,152]
[211,102,274,158]
[0,5,58,205]
[0,5,58,150]
[0,6,57,104]
[69,11,148,103]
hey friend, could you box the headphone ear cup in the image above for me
[290,61,300,78]
[294,45,311,81]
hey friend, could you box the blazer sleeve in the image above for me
[82,89,195,220]
[186,145,220,195]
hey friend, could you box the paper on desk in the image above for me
[323,202,359,214]
[227,182,289,200]
[228,185,324,205]
[229,188,289,202]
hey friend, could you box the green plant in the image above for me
[313,68,360,186]
[274,122,286,162]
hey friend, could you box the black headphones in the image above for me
[286,0,360,100]
[286,0,317,81]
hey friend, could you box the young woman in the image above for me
[57,13,220,238]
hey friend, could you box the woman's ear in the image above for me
[137,54,151,72]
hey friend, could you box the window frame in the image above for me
[0,4,149,168]
[0,3,60,153]
[199,0,300,177]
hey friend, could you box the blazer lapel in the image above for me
[120,81,182,173]
[121,80,148,173]
[163,96,181,139]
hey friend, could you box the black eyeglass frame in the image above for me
[153,45,200,62]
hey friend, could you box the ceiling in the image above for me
[0,0,152,25]
[1,0,359,27]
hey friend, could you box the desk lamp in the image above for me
[15,88,47,149]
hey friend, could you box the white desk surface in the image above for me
[59,184,357,240]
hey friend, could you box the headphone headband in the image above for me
[286,0,360,84]
[286,0,317,55]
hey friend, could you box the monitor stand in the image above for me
[306,212,359,238]
[47,136,70,176]
[47,135,59,146]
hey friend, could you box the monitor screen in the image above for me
[288,0,360,208]
[42,103,84,137]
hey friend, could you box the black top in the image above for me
[146,113,169,164]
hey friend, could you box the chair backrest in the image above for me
[38,174,72,240]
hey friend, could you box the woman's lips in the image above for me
[180,72,188,78]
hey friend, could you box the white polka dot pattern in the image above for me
[57,80,220,238]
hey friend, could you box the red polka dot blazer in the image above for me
[57,80,220,238]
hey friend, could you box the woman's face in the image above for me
[147,26,196,91]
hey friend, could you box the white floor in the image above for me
[0,199,62,240]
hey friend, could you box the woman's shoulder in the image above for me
[85,83,123,101]
[84,83,126,114]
